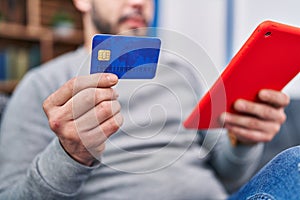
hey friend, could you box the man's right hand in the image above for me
[43,73,123,166]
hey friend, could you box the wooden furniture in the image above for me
[0,0,83,93]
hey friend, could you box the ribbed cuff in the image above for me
[36,138,101,194]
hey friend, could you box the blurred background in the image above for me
[1,0,299,97]
[0,0,83,93]
[159,0,300,99]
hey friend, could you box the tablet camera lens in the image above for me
[265,32,272,37]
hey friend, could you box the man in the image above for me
[0,0,290,199]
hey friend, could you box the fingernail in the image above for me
[259,90,269,100]
[219,113,227,123]
[114,90,119,98]
[235,100,245,111]
[107,74,118,83]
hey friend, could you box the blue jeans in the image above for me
[228,146,300,200]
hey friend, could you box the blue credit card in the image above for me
[90,34,161,79]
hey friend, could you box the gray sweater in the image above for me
[0,48,263,200]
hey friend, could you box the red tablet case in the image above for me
[184,20,300,129]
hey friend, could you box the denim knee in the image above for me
[228,146,300,200]
[275,146,300,161]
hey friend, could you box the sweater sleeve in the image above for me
[0,139,99,200]
[0,69,98,199]
[201,129,264,193]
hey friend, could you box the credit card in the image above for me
[90,34,161,79]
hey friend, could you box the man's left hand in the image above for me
[220,89,290,144]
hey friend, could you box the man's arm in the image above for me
[0,137,99,199]
[0,72,122,199]
[207,89,289,193]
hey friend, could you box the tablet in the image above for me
[184,20,300,129]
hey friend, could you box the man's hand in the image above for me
[220,89,290,145]
[43,73,123,166]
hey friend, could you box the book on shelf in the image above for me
[0,0,26,24]
[0,50,6,80]
[0,45,41,81]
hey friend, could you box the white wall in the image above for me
[233,0,300,98]
[158,0,300,98]
[233,0,300,52]
[158,0,227,70]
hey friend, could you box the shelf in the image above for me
[0,21,83,63]
[0,22,83,44]
[0,22,43,41]
[0,0,83,94]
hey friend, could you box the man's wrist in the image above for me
[37,138,100,194]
